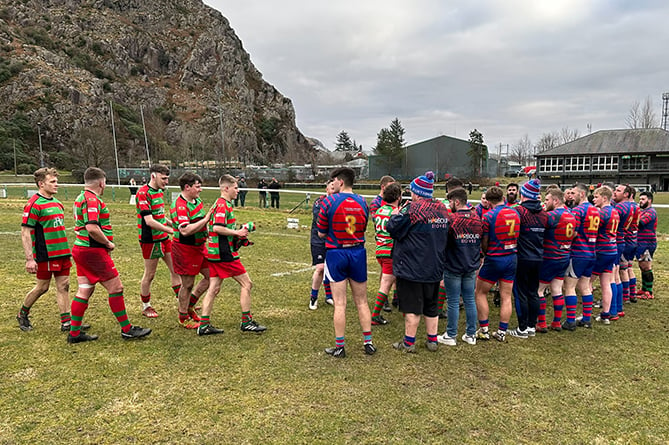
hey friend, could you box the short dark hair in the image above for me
[507,183,519,190]
[573,183,589,195]
[150,164,170,175]
[486,186,504,204]
[379,175,395,187]
[84,167,106,183]
[446,177,464,191]
[330,167,355,187]
[179,172,203,190]
[446,188,468,206]
[640,191,653,201]
[382,182,402,203]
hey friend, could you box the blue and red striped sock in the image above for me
[404,335,416,347]
[498,322,508,332]
[427,333,438,343]
[310,288,318,299]
[630,277,637,296]
[622,281,630,302]
[564,294,577,323]
[537,296,547,327]
[479,319,489,331]
[582,294,593,321]
[323,280,332,300]
[553,294,565,323]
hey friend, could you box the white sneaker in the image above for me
[595,315,610,325]
[508,327,528,339]
[437,333,457,346]
[309,298,318,310]
[461,333,477,345]
[526,327,536,337]
[325,298,334,306]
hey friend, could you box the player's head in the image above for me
[219,174,238,200]
[382,182,402,205]
[486,186,504,205]
[149,164,170,189]
[613,183,632,203]
[83,167,107,192]
[639,191,653,209]
[446,177,464,193]
[410,171,435,200]
[572,183,588,205]
[447,187,468,211]
[544,188,564,211]
[506,183,519,203]
[33,167,58,186]
[379,175,395,191]
[480,192,489,208]
[179,172,203,199]
[520,179,541,202]
[330,167,355,191]
[593,186,612,207]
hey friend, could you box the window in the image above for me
[564,156,590,172]
[539,157,563,173]
[621,155,649,170]
[591,155,618,171]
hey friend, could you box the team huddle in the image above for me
[310,169,658,357]
[18,166,265,342]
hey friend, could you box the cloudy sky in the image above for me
[204,0,669,153]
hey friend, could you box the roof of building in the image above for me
[536,128,669,157]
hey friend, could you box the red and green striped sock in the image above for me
[188,293,199,309]
[70,297,89,337]
[241,311,252,324]
[371,291,387,318]
[140,293,151,304]
[437,285,446,312]
[109,292,131,333]
[200,315,210,327]
[60,312,71,324]
[178,311,189,323]
[20,305,30,316]
[172,284,181,297]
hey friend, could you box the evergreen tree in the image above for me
[335,130,354,151]
[467,129,487,177]
[373,118,406,174]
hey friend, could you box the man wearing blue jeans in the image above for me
[438,188,483,346]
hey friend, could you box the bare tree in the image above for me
[559,126,580,144]
[627,97,658,128]
[510,134,532,165]
[535,131,560,153]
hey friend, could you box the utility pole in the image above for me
[140,105,151,165]
[216,85,226,170]
[13,139,17,175]
[110,101,121,185]
[37,123,44,167]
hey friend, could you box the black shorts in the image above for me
[311,242,326,266]
[396,278,440,317]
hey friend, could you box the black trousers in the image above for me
[513,259,542,331]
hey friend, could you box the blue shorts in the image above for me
[593,253,617,275]
[565,257,595,279]
[636,243,656,262]
[539,258,569,283]
[478,255,517,284]
[324,246,367,283]
[621,243,636,263]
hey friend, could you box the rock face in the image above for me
[0,0,314,167]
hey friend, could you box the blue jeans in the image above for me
[443,270,477,337]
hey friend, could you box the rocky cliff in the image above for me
[0,0,314,171]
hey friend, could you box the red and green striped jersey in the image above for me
[73,190,113,248]
[21,194,71,262]
[171,195,207,246]
[136,184,169,243]
[206,197,238,262]
[373,204,395,257]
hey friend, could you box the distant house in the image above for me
[535,128,669,191]
[367,135,490,181]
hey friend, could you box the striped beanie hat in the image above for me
[410,171,435,198]
[520,178,541,200]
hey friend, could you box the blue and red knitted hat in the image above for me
[520,178,541,200]
[410,171,435,198]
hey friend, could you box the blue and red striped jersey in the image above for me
[368,194,384,216]
[625,201,639,245]
[570,202,599,259]
[317,192,368,249]
[482,205,520,256]
[543,207,577,261]
[614,200,633,247]
[596,205,620,255]
[637,207,657,245]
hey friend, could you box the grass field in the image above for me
[1,189,669,444]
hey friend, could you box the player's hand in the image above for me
[106,241,115,251]
[237,227,249,237]
[25,259,37,274]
